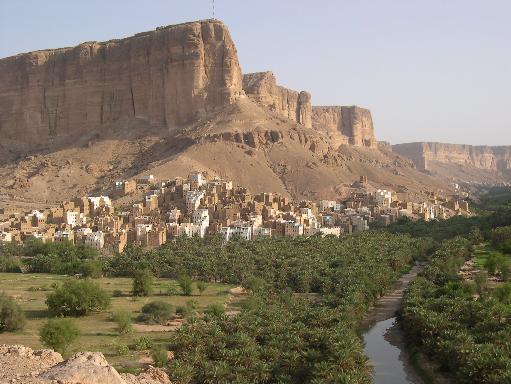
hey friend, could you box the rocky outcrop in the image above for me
[312,106,377,148]
[242,71,312,128]
[393,142,511,171]
[0,19,243,146]
[0,345,171,384]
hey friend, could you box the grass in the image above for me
[0,272,234,368]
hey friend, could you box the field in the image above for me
[0,273,235,369]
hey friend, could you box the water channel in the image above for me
[361,264,426,384]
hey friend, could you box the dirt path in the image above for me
[361,263,423,329]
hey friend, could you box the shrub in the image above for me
[138,301,174,324]
[132,269,153,297]
[474,270,489,295]
[39,318,80,354]
[133,336,153,351]
[111,311,133,335]
[79,260,103,278]
[46,279,111,316]
[175,305,191,317]
[165,284,179,296]
[178,275,193,296]
[112,289,123,297]
[493,283,511,304]
[204,303,225,317]
[242,276,267,292]
[196,281,207,295]
[151,345,169,367]
[0,293,26,332]
[114,342,130,356]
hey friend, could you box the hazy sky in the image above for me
[1,0,510,145]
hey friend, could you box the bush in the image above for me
[112,289,123,297]
[0,293,26,332]
[196,281,207,295]
[204,303,225,317]
[132,269,153,297]
[79,260,103,278]
[111,311,133,335]
[46,279,111,316]
[178,275,193,296]
[114,342,130,356]
[39,318,80,354]
[474,270,489,295]
[138,301,174,324]
[151,345,169,367]
[133,336,153,351]
[493,283,511,304]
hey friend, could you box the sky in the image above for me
[1,0,510,145]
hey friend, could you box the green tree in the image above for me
[0,293,26,332]
[46,279,110,316]
[132,268,153,297]
[111,311,133,335]
[151,345,169,367]
[39,318,80,354]
[138,301,174,324]
[196,281,207,295]
[178,275,193,296]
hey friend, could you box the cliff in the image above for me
[242,71,312,128]
[393,142,511,172]
[312,106,377,148]
[0,19,243,146]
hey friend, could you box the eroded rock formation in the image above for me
[0,19,243,146]
[0,345,171,384]
[312,106,377,148]
[393,142,511,171]
[242,71,312,128]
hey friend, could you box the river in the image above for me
[361,264,426,384]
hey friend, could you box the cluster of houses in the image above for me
[0,173,470,253]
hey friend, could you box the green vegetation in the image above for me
[111,311,133,335]
[164,232,427,383]
[402,237,511,383]
[39,318,81,354]
[0,272,232,368]
[151,345,169,368]
[196,281,207,295]
[0,293,26,332]
[178,275,193,296]
[46,279,111,316]
[132,268,154,297]
[138,301,174,324]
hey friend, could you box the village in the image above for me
[0,172,470,252]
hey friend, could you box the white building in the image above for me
[0,232,12,242]
[220,226,252,241]
[54,230,74,243]
[185,191,205,213]
[167,223,207,238]
[193,209,210,228]
[319,200,336,212]
[88,196,112,211]
[189,172,205,187]
[85,231,105,250]
[136,224,153,241]
[375,190,393,208]
[65,211,83,228]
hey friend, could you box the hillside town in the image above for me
[0,172,470,252]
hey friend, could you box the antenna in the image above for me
[212,0,215,19]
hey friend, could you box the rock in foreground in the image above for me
[0,345,171,384]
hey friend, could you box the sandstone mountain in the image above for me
[0,19,496,207]
[393,142,511,184]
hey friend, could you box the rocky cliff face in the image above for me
[312,106,377,148]
[242,71,312,128]
[393,142,511,171]
[0,19,243,146]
